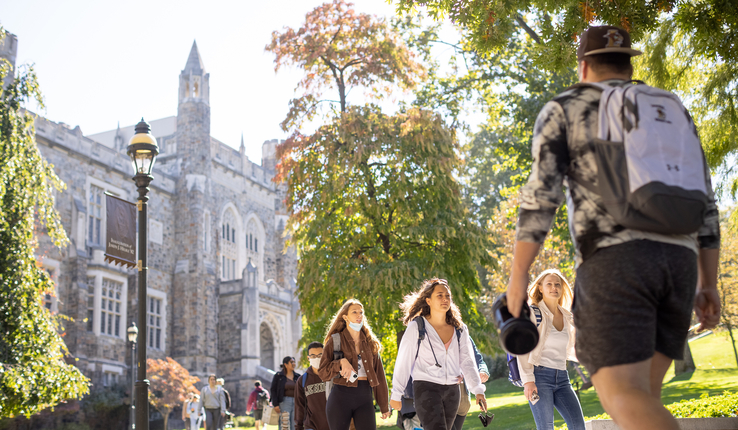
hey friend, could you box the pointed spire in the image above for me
[183,40,205,75]
[240,133,245,151]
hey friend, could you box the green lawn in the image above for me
[378,329,738,430]
[222,331,737,430]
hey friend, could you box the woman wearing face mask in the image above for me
[390,278,488,430]
[318,298,391,430]
[270,356,302,430]
[517,269,585,430]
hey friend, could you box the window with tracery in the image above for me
[221,209,238,280]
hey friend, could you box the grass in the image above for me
[219,331,738,430]
[378,329,738,430]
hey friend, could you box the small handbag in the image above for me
[262,405,280,426]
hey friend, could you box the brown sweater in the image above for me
[295,367,329,430]
[317,328,390,414]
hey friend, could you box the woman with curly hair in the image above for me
[317,298,391,430]
[517,269,585,430]
[390,278,488,430]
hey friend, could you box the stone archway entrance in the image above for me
[260,322,275,370]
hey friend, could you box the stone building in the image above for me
[10,38,301,413]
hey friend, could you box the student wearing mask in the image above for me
[318,299,391,430]
[295,342,330,430]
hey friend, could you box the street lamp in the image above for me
[127,323,138,430]
[127,119,159,430]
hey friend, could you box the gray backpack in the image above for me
[570,81,709,235]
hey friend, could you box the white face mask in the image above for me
[309,357,321,369]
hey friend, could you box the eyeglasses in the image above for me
[307,353,323,359]
[478,411,494,427]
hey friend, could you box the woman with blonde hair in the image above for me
[517,269,585,430]
[318,298,391,430]
[390,278,488,430]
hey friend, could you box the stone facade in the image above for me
[14,39,300,413]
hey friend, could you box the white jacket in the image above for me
[516,301,577,385]
[391,318,485,402]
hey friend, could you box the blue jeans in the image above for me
[279,396,295,430]
[529,366,585,430]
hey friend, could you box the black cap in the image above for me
[577,26,642,61]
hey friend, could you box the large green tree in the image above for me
[394,0,738,200]
[267,2,494,360]
[0,31,89,417]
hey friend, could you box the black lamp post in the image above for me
[127,119,159,430]
[127,322,138,430]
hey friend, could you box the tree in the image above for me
[268,2,494,358]
[266,0,426,129]
[394,0,738,200]
[481,195,575,328]
[0,30,89,418]
[718,209,738,367]
[147,357,200,430]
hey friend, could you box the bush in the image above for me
[557,391,738,429]
[668,391,738,418]
[484,354,510,380]
[233,415,255,428]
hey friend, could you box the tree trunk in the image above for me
[162,407,171,430]
[674,341,696,375]
[728,324,738,368]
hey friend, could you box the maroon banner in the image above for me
[104,193,136,269]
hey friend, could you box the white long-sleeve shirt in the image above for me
[391,318,485,402]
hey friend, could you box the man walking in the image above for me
[505,25,721,430]
[216,378,232,430]
[295,342,330,430]
[247,381,270,430]
[199,374,226,430]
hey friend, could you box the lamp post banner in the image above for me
[104,193,137,269]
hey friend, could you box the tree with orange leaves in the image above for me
[266,1,495,363]
[265,0,425,130]
[147,357,200,430]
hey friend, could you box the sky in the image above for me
[1,0,408,163]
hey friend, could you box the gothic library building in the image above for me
[7,36,302,413]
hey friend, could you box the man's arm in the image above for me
[695,247,720,331]
[507,241,542,318]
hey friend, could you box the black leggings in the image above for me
[413,380,460,430]
[326,381,376,430]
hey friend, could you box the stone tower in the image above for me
[170,41,217,375]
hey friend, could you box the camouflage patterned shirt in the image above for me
[516,80,720,264]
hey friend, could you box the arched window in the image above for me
[260,322,275,370]
[221,209,238,280]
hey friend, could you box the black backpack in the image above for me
[256,390,269,408]
[507,304,541,387]
[223,388,231,410]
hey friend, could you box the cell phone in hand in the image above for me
[530,391,540,405]
[348,371,358,383]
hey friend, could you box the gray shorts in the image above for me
[573,240,697,376]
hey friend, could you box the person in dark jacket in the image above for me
[452,337,490,430]
[318,298,391,430]
[295,341,330,430]
[271,356,301,430]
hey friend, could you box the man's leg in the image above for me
[590,357,679,430]
[650,351,673,399]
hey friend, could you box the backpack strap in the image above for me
[413,316,426,362]
[530,304,543,327]
[300,373,306,389]
[332,333,343,361]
